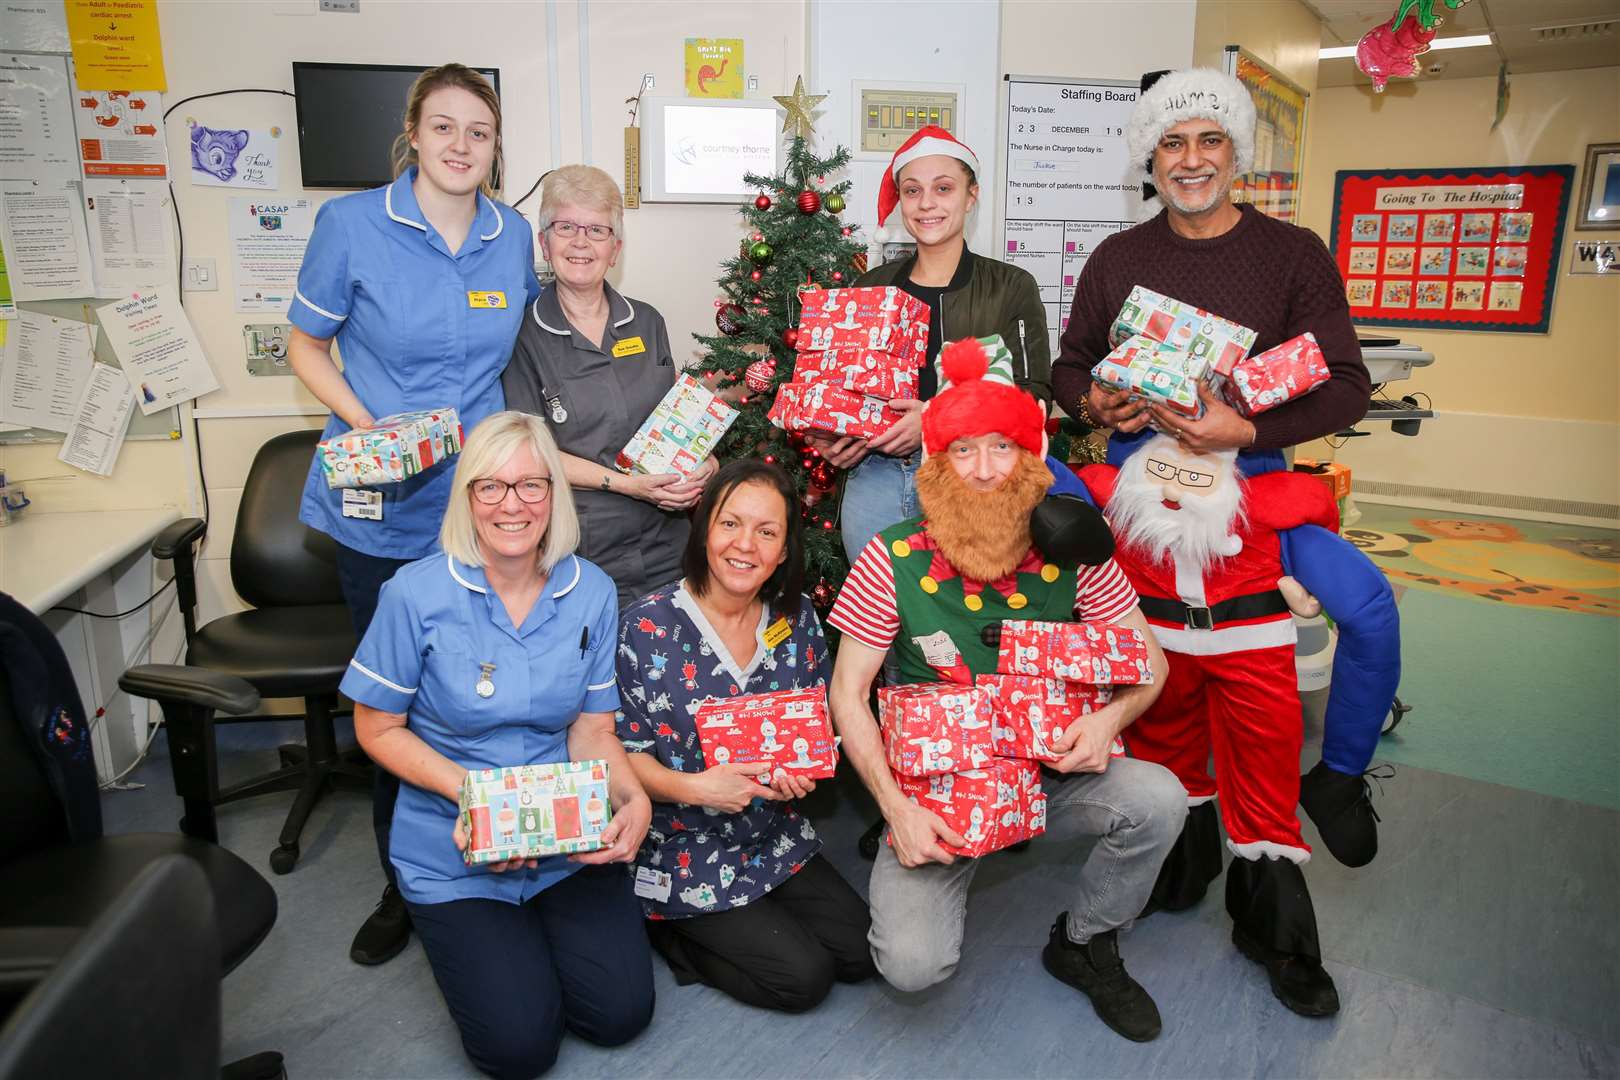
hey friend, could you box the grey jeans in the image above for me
[868,757,1187,992]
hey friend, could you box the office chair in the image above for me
[0,856,221,1079]
[0,591,282,1078]
[135,428,369,873]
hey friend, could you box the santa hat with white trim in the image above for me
[1127,68,1256,211]
[876,125,981,227]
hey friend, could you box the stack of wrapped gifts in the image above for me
[767,286,928,441]
[1093,285,1329,419]
[876,618,1152,857]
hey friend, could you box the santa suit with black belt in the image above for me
[1080,452,1342,980]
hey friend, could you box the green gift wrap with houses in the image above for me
[459,760,611,866]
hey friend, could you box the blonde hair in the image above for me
[537,164,624,238]
[440,411,579,574]
[390,63,503,198]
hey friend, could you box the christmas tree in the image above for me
[692,125,866,612]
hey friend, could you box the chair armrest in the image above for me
[151,517,206,560]
[0,927,83,997]
[119,664,260,715]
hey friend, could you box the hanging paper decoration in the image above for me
[1355,0,1470,93]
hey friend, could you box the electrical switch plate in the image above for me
[182,258,218,292]
[244,324,294,376]
[320,0,359,10]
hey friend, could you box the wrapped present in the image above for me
[877,682,996,777]
[975,674,1124,763]
[1110,285,1257,377]
[318,407,463,489]
[694,687,838,780]
[460,760,610,866]
[791,348,922,401]
[767,381,902,441]
[996,620,1155,685]
[1223,333,1330,417]
[795,286,930,360]
[616,374,739,477]
[1091,335,1205,419]
[894,758,1046,857]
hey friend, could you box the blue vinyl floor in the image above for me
[96,505,1620,1079]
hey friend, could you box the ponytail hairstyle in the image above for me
[390,63,503,197]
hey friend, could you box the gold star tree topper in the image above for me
[773,76,827,139]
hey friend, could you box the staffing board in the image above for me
[998,75,1140,346]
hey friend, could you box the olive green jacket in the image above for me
[855,247,1052,402]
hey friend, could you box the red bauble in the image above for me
[715,303,746,336]
[797,190,822,214]
[841,226,854,237]
[752,296,765,306]
[763,454,776,465]
[810,461,836,489]
[745,357,777,393]
[752,232,764,242]
[781,327,799,349]
[831,271,843,283]
[820,520,836,530]
[750,269,762,282]
[754,194,772,211]
[812,580,834,607]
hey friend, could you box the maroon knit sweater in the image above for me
[1053,205,1371,449]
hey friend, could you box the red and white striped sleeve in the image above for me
[827,537,900,650]
[1074,557,1139,625]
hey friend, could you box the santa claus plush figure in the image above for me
[1080,434,1342,1018]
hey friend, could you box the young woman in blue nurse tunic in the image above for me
[287,64,541,966]
[342,412,653,1080]
[615,460,874,1012]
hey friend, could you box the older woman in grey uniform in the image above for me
[504,165,714,608]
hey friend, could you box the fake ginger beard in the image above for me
[915,450,1054,582]
[1108,436,1245,571]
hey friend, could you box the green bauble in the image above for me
[749,241,774,265]
[824,192,846,214]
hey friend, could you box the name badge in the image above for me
[633,866,672,903]
[611,336,647,358]
[341,489,383,521]
[911,629,960,669]
[763,616,792,650]
[467,290,507,309]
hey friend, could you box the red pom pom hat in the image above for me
[922,336,1046,458]
[876,125,981,227]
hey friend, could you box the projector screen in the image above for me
[640,98,782,203]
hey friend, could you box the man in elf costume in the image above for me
[1079,433,1343,1017]
[828,337,1187,1043]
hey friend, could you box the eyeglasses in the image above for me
[1145,457,1215,488]
[547,220,614,242]
[470,476,553,504]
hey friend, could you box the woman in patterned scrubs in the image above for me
[614,459,875,1012]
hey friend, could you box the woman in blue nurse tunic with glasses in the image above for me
[287,63,540,968]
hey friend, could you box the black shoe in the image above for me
[1300,761,1391,868]
[1041,916,1162,1042]
[857,818,885,860]
[1232,926,1340,1017]
[350,883,412,966]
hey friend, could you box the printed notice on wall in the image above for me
[1000,76,1140,345]
[66,0,167,91]
[58,361,135,475]
[95,287,218,413]
[0,54,81,184]
[85,178,172,295]
[72,73,167,178]
[0,180,97,300]
[0,311,96,433]
[228,196,312,312]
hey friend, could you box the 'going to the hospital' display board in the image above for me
[998,75,1139,345]
[1329,165,1575,334]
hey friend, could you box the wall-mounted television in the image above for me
[638,97,783,203]
[291,62,501,190]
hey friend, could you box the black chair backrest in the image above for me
[0,855,221,1080]
[230,429,346,609]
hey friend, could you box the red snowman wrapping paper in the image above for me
[995,620,1155,685]
[877,682,996,777]
[694,688,838,780]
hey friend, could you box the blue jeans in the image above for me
[408,864,654,1079]
[839,451,921,566]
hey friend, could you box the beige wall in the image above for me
[1000,0,1196,81]
[1296,67,1620,510]
[1191,0,1321,94]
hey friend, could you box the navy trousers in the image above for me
[333,542,414,886]
[407,864,655,1079]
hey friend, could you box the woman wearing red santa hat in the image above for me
[811,126,1051,572]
